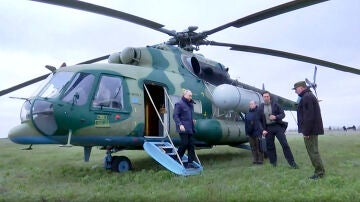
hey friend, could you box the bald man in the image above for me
[173,89,197,168]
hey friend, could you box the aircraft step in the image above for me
[143,141,203,176]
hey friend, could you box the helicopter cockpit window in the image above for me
[92,75,123,109]
[61,73,95,105]
[38,72,75,99]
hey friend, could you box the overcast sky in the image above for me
[1,0,359,138]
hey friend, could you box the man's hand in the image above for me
[262,130,268,136]
[269,115,276,121]
[180,125,185,132]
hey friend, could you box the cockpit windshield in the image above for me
[38,72,75,99]
[62,73,95,105]
[29,73,53,98]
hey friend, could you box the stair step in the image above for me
[160,146,174,151]
[158,145,173,148]
[153,143,168,147]
[160,147,174,153]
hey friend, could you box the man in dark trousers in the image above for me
[293,81,325,179]
[173,89,197,168]
[245,100,264,165]
[259,91,298,168]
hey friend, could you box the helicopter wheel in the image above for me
[111,156,132,173]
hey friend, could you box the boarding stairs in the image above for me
[143,85,202,176]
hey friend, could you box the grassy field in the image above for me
[1,133,360,201]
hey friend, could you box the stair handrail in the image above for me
[143,85,184,166]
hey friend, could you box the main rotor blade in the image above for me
[76,55,110,64]
[203,0,328,36]
[210,41,360,75]
[0,74,50,97]
[0,55,111,97]
[31,0,175,36]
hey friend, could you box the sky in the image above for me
[1,0,360,138]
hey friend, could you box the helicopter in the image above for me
[1,0,360,175]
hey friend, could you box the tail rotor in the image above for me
[305,66,319,99]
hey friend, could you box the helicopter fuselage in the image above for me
[10,45,280,149]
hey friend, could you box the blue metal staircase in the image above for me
[143,141,203,176]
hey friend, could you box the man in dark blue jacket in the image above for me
[173,89,197,168]
[259,91,298,169]
[293,81,325,179]
[245,100,264,164]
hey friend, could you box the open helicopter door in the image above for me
[143,83,168,137]
[143,84,203,175]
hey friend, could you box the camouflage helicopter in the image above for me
[2,0,360,175]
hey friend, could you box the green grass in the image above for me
[1,133,360,201]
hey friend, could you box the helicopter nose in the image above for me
[8,122,59,144]
[31,100,58,135]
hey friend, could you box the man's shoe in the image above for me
[309,174,323,180]
[186,162,197,169]
[290,163,299,169]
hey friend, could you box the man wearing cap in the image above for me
[293,81,325,180]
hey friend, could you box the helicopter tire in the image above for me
[111,156,132,173]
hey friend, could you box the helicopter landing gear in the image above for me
[104,147,133,173]
[111,156,132,172]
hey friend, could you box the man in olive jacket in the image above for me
[293,81,325,180]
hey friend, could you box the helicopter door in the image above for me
[144,84,168,137]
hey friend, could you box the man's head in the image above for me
[249,100,257,109]
[262,91,271,104]
[293,81,307,95]
[183,89,193,101]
